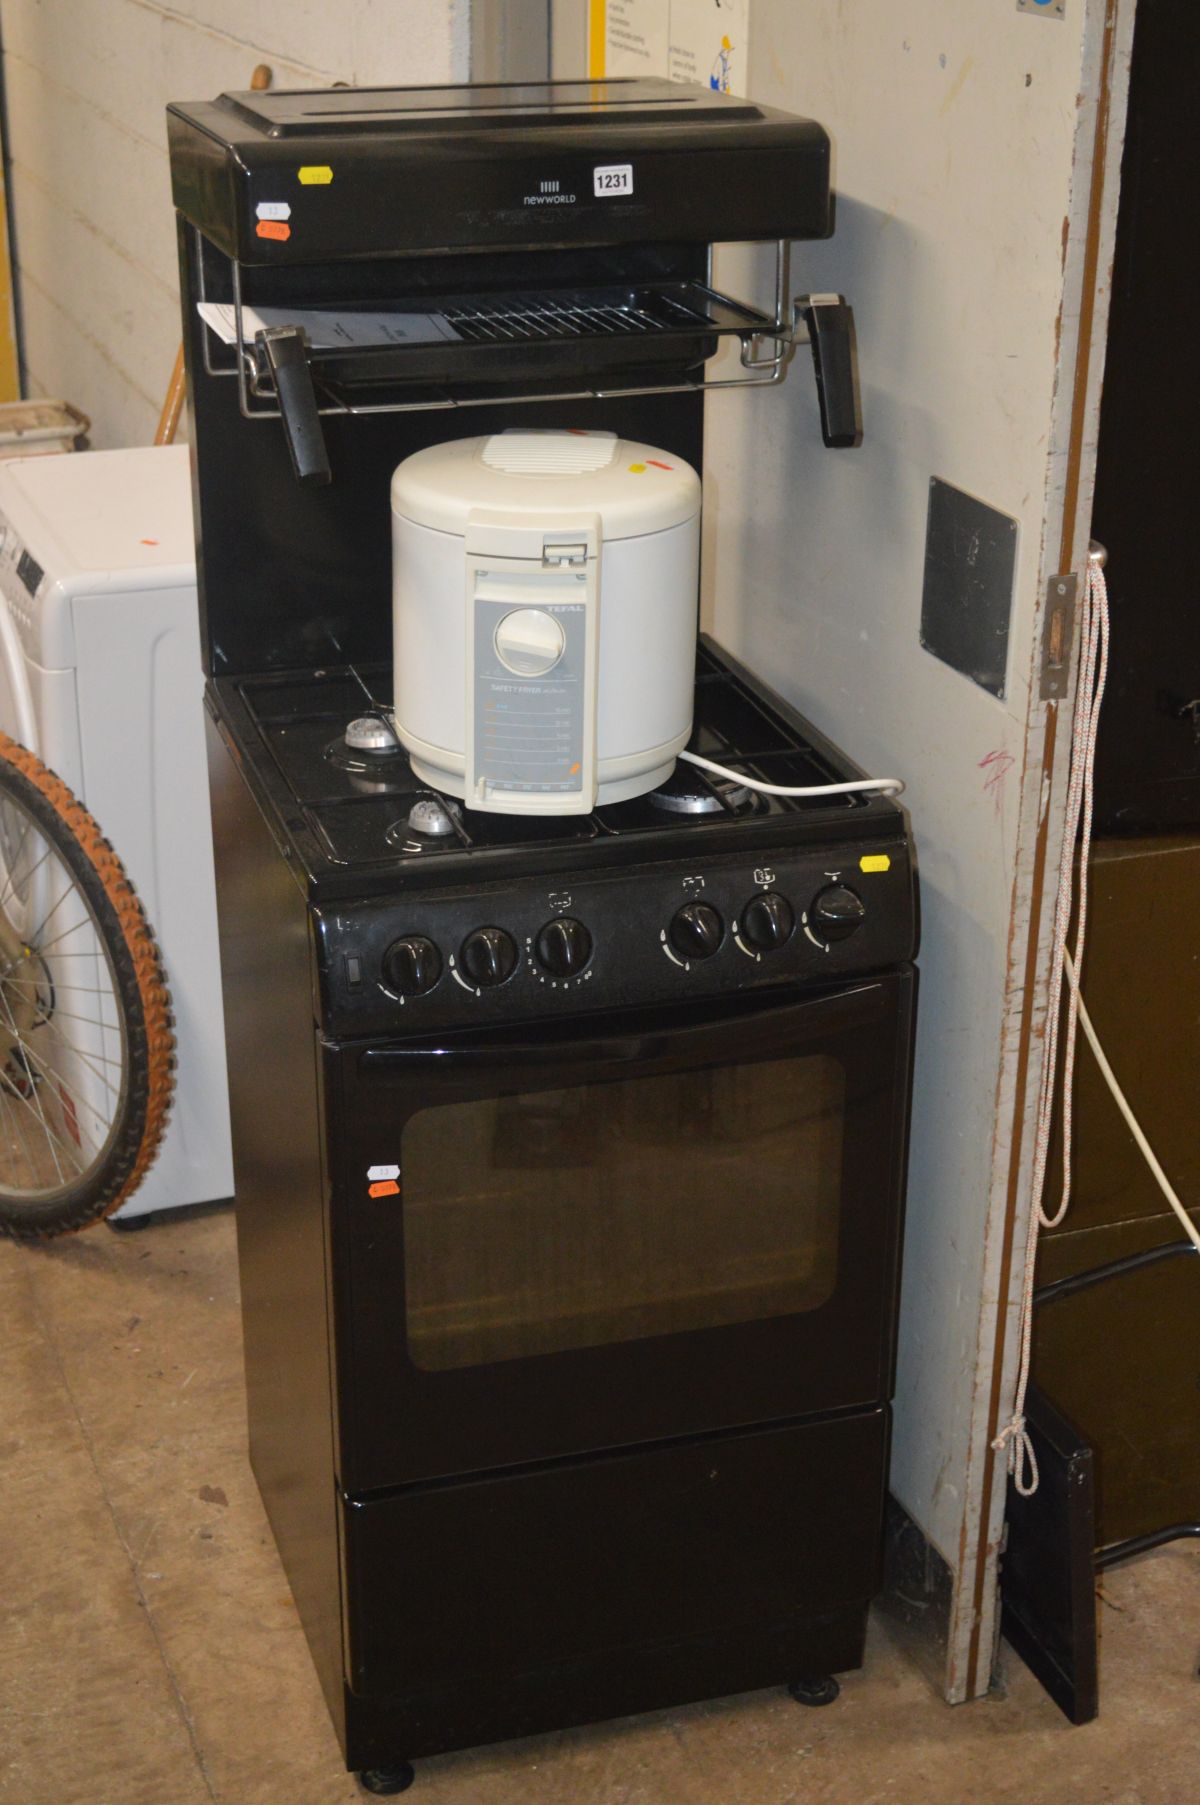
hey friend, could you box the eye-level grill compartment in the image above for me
[252,281,783,394]
[191,232,856,456]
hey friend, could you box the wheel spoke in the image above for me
[34,916,98,957]
[0,817,40,908]
[25,881,86,947]
[21,1010,125,1096]
[1,1002,121,1126]
[0,1076,42,1184]
[0,1072,86,1176]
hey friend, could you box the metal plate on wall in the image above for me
[920,478,1019,699]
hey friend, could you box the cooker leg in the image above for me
[358,1765,415,1795]
[788,1676,840,1707]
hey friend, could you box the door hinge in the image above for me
[1040,572,1078,700]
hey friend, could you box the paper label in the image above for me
[255,201,292,221]
[197,302,461,349]
[668,0,749,93]
[591,0,750,95]
[593,163,634,197]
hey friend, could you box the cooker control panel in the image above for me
[315,838,914,1037]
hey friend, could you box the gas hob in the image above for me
[210,638,905,898]
[207,638,915,1038]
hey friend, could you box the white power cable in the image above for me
[678,748,905,800]
[1064,947,1200,1256]
[993,547,1111,1495]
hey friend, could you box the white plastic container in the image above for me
[391,429,701,814]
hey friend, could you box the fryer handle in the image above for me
[255,325,332,486]
[794,294,863,448]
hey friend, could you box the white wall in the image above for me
[0,1,470,447]
[697,0,1129,1695]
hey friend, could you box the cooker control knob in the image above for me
[809,885,866,944]
[535,916,593,977]
[669,901,724,961]
[382,934,442,997]
[459,925,518,988]
[740,890,795,952]
[494,608,566,678]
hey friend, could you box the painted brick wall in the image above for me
[0,1,470,446]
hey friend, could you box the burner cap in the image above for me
[344,714,399,754]
[649,768,752,815]
[407,796,461,838]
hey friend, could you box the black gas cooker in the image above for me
[209,637,915,1038]
[178,73,914,1787]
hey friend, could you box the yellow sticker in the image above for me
[628,462,646,473]
[298,165,333,185]
[859,854,891,873]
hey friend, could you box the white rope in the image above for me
[992,551,1110,1496]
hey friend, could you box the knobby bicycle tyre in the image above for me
[0,734,175,1241]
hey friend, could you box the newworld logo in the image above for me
[524,176,576,206]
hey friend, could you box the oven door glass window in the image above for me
[402,1053,845,1372]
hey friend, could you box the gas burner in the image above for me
[344,714,399,754]
[406,795,461,838]
[344,711,395,754]
[324,721,408,794]
[649,767,753,816]
[384,795,465,852]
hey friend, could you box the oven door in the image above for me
[328,970,913,1492]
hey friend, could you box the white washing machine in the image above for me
[0,446,233,1221]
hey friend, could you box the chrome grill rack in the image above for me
[197,234,799,420]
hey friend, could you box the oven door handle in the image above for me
[358,980,891,1078]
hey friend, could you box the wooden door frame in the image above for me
[954,0,1136,1701]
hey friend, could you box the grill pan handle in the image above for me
[255,325,332,486]
[794,294,863,448]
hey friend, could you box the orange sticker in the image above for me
[569,761,581,775]
[368,1179,400,1198]
[646,459,674,470]
[256,219,291,241]
[140,538,158,546]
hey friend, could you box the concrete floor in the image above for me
[0,1205,1195,1805]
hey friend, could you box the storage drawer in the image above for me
[342,1406,889,1697]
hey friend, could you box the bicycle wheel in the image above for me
[0,734,175,1241]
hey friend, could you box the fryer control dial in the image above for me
[382,934,442,997]
[669,900,724,961]
[459,925,518,988]
[809,884,866,944]
[535,916,593,977]
[494,607,566,677]
[740,891,795,952]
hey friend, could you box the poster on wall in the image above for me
[589,0,751,96]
